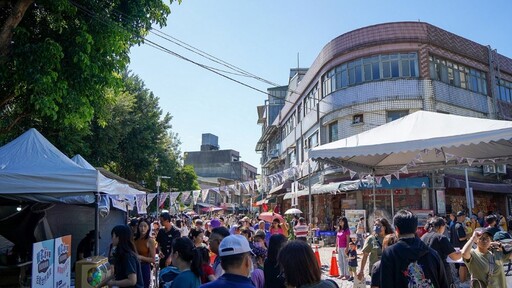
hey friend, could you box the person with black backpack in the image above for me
[380,210,449,288]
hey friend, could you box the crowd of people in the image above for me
[90,208,512,288]
[349,210,512,288]
[96,211,341,288]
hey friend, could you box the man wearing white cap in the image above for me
[200,234,256,288]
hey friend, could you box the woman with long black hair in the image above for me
[107,225,144,287]
[264,234,288,288]
[167,236,202,288]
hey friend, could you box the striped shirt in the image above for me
[294,224,309,238]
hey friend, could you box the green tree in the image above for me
[0,0,175,151]
[173,165,200,192]
[86,72,181,187]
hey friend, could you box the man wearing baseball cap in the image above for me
[200,234,255,288]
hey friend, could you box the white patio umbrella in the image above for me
[284,208,303,215]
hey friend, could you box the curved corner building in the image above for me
[255,22,512,226]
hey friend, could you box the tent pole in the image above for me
[95,192,100,256]
[308,161,312,226]
[372,171,376,218]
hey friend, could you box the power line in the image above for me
[68,0,386,127]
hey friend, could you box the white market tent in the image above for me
[0,128,143,256]
[310,111,512,175]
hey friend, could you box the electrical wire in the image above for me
[68,0,389,127]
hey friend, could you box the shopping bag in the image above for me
[353,277,366,288]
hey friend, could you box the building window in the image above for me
[307,132,318,149]
[430,55,488,95]
[352,114,364,124]
[498,78,512,103]
[322,53,418,97]
[303,85,318,116]
[328,122,338,142]
[387,110,408,122]
[282,112,296,138]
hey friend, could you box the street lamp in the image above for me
[156,175,171,217]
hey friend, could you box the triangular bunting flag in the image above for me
[342,166,348,174]
[384,175,392,184]
[169,192,180,205]
[477,159,486,164]
[444,153,455,163]
[399,166,409,174]
[435,148,443,157]
[415,154,424,163]
[181,191,191,202]
[201,190,209,202]
[375,176,383,185]
[457,157,465,164]
[136,194,147,214]
[392,171,400,180]
[158,193,169,208]
[349,170,357,179]
[192,190,200,205]
[146,194,157,205]
[409,160,417,167]
[490,158,496,163]
[466,158,475,166]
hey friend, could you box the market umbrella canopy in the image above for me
[310,111,512,174]
[284,208,303,215]
[258,212,284,223]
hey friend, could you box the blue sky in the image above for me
[129,0,512,170]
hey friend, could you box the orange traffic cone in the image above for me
[314,246,321,268]
[329,250,339,277]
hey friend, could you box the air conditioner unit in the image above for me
[483,164,496,174]
[497,164,507,174]
[432,176,444,188]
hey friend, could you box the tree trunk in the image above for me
[0,0,34,58]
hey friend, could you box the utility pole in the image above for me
[156,175,171,217]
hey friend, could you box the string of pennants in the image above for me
[108,149,510,215]
[328,148,511,186]
[261,159,320,191]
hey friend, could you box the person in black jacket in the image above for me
[380,210,449,288]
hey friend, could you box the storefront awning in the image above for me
[445,177,512,194]
[268,180,292,195]
[283,180,363,200]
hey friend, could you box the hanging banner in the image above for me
[54,235,71,288]
[180,191,191,203]
[158,193,168,208]
[32,239,55,288]
[110,196,127,212]
[192,190,200,205]
[201,189,209,202]
[146,194,157,205]
[136,194,147,214]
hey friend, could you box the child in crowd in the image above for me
[347,241,358,281]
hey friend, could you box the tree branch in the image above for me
[0,0,34,58]
[0,112,29,134]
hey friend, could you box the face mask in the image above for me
[373,225,381,234]
[254,242,262,248]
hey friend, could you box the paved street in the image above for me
[314,245,371,288]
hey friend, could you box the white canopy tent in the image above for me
[0,128,143,255]
[71,154,145,208]
[310,111,512,174]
